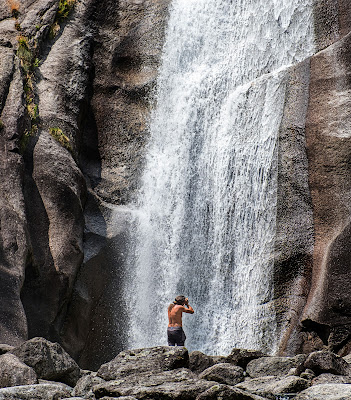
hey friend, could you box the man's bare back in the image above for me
[168,297,194,327]
[167,296,194,346]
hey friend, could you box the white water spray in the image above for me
[124,0,314,354]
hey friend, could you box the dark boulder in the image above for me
[226,349,267,369]
[304,351,350,376]
[189,351,214,373]
[11,337,81,386]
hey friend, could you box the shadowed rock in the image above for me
[11,337,81,386]
[189,351,214,373]
[304,351,350,376]
[226,349,267,369]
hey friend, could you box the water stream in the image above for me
[124,0,314,355]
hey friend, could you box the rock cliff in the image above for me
[1,0,351,370]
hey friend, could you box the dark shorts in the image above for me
[167,327,186,346]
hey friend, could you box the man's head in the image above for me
[174,295,186,305]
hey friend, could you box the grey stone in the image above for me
[246,355,306,378]
[189,351,214,373]
[226,349,267,369]
[0,383,72,400]
[312,373,351,385]
[72,372,105,398]
[0,353,37,388]
[199,363,244,385]
[12,337,81,386]
[236,375,310,399]
[94,368,215,399]
[97,346,189,380]
[304,351,350,376]
[295,383,351,400]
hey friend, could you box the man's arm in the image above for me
[182,298,194,314]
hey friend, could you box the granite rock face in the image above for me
[0,0,170,370]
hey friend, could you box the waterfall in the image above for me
[124,0,314,355]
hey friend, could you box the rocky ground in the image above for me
[2,337,351,399]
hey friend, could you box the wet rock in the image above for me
[236,375,310,398]
[0,353,37,388]
[196,384,267,400]
[97,346,189,380]
[295,383,351,399]
[246,355,306,378]
[311,373,351,385]
[11,337,81,386]
[189,351,214,373]
[304,351,349,376]
[226,349,267,369]
[94,368,214,399]
[0,383,72,400]
[199,363,244,385]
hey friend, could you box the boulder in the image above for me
[196,384,267,400]
[295,383,351,399]
[312,373,351,385]
[97,346,189,380]
[199,363,244,385]
[246,355,306,378]
[304,351,349,376]
[0,383,72,400]
[236,376,310,398]
[343,354,351,364]
[72,372,105,398]
[11,337,81,386]
[226,349,267,368]
[189,351,214,373]
[0,353,37,388]
[94,368,215,399]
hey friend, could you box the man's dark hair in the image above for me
[174,295,186,305]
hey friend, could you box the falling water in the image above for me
[124,0,314,354]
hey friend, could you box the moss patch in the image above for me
[49,127,73,153]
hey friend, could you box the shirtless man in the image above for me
[167,295,194,346]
